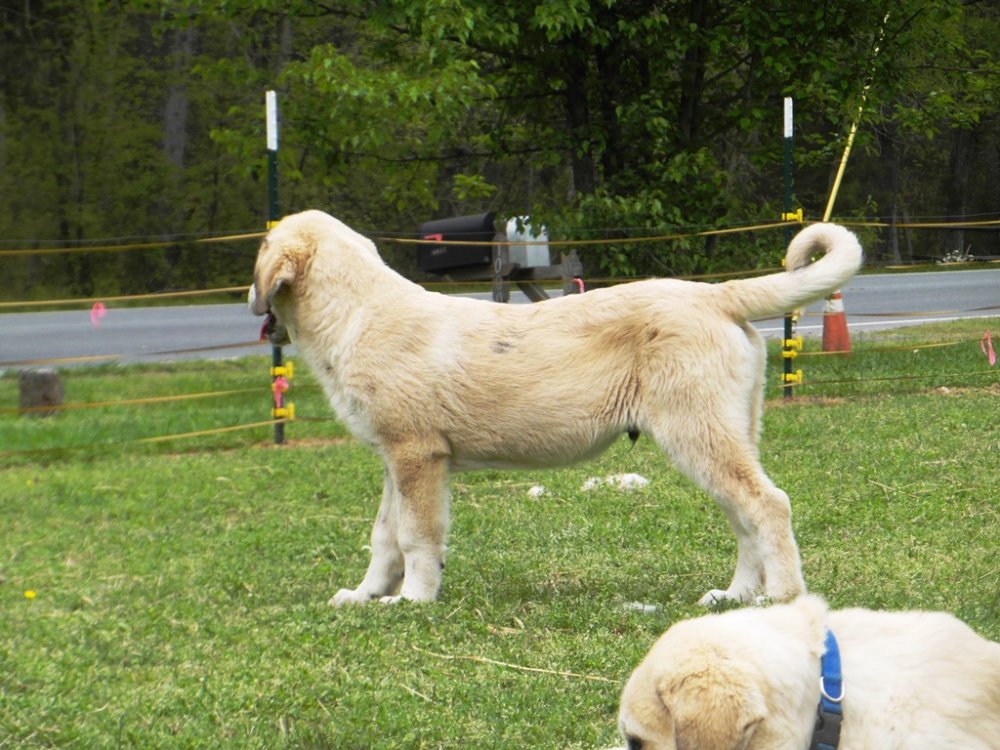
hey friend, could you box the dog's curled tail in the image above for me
[717,223,863,322]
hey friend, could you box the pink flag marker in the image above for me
[90,302,107,327]
[981,331,996,366]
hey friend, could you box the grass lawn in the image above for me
[1,318,998,748]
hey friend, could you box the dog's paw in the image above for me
[378,595,404,604]
[329,588,372,607]
[698,589,755,609]
[698,589,734,607]
[698,589,769,609]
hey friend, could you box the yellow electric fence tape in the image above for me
[0,232,265,258]
[0,387,266,416]
[1,219,797,258]
[0,419,293,458]
[4,216,1000,261]
[0,286,251,310]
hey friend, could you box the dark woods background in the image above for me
[2,0,999,301]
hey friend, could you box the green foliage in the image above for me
[3,0,1000,301]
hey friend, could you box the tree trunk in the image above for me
[163,27,196,281]
[943,127,974,258]
[594,41,625,182]
[879,122,902,263]
[164,41,194,171]
[562,43,597,199]
[677,0,712,148]
[164,27,196,176]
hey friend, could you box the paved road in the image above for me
[755,267,1000,337]
[2,268,997,369]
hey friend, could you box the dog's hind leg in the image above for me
[648,411,805,605]
[699,503,767,606]
[330,467,405,606]
[701,460,805,605]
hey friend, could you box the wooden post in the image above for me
[19,369,63,416]
[560,249,584,295]
[491,234,510,303]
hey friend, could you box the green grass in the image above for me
[0,358,345,461]
[1,319,998,748]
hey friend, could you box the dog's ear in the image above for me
[252,248,297,316]
[658,661,765,750]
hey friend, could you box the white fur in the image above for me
[249,211,863,606]
[617,596,1000,749]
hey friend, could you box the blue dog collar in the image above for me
[810,629,845,750]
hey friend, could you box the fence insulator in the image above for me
[273,403,295,421]
[782,336,804,359]
[782,370,804,386]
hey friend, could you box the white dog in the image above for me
[249,210,862,606]
[617,595,1000,750]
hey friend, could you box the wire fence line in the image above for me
[3,215,999,311]
[2,330,995,459]
[3,214,1000,257]
[2,216,997,458]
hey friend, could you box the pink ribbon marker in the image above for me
[90,302,107,327]
[981,331,996,366]
[272,376,289,407]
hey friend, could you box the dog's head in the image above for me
[616,597,830,750]
[248,219,302,346]
[617,638,766,750]
[248,210,386,345]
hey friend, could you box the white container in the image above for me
[505,217,551,268]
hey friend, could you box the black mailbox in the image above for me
[417,212,496,273]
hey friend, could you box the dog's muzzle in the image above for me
[259,312,290,345]
[249,286,291,346]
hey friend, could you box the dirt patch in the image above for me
[765,395,848,408]
[254,436,354,450]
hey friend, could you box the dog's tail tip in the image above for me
[784,222,863,274]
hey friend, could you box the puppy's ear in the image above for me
[252,252,296,316]
[658,663,765,750]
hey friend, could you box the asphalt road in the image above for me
[2,268,998,369]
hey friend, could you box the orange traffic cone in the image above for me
[822,291,851,353]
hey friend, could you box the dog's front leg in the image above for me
[381,441,451,604]
[330,467,405,606]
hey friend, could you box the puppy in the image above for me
[249,210,862,606]
[617,595,1000,749]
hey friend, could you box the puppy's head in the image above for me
[616,597,830,750]
[617,624,766,750]
[248,209,385,345]
[248,211,323,345]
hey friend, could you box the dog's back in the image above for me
[831,607,1000,749]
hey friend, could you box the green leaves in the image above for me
[4,0,1000,297]
[530,0,597,42]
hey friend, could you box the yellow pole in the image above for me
[821,14,889,354]
[823,117,862,222]
[823,13,890,221]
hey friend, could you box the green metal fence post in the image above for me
[266,90,285,444]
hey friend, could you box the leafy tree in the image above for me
[2,0,1000,302]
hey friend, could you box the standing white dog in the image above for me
[249,210,862,606]
[617,595,1000,749]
